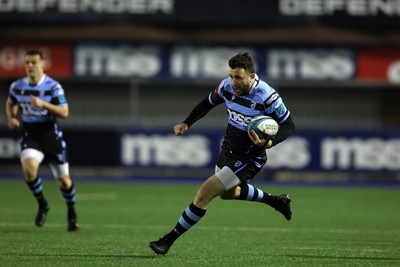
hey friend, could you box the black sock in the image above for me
[238,183,277,207]
[60,183,76,211]
[163,203,206,245]
[26,176,47,206]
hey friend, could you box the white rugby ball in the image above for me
[247,116,279,138]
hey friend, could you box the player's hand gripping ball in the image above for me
[247,116,279,138]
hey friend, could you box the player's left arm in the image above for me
[266,99,295,147]
[30,95,69,118]
[249,115,295,149]
[270,114,295,146]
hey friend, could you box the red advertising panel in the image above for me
[0,44,73,78]
[357,47,400,84]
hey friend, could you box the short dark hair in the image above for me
[25,49,44,60]
[228,52,255,73]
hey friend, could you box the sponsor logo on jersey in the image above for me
[58,95,67,104]
[226,109,252,126]
[274,102,287,118]
[20,102,48,116]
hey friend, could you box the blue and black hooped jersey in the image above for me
[8,75,67,136]
[209,74,290,129]
[207,74,291,156]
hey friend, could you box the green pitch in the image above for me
[0,180,399,267]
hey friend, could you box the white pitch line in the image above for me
[0,222,398,236]
[288,247,386,253]
[76,192,118,201]
[0,223,392,254]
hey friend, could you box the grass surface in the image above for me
[0,180,399,267]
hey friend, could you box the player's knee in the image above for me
[194,193,208,207]
[194,190,214,209]
[219,187,239,200]
[22,167,38,181]
[56,176,72,189]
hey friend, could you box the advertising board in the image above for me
[1,128,399,172]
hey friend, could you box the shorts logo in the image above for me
[235,160,242,167]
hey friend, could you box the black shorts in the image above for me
[21,133,68,164]
[216,149,267,183]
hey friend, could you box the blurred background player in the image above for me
[5,49,78,232]
[149,52,295,255]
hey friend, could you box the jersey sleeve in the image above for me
[269,114,295,146]
[207,79,225,106]
[183,80,226,127]
[8,82,18,104]
[263,91,290,124]
[263,90,295,146]
[50,83,68,105]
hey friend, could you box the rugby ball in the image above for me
[247,116,279,138]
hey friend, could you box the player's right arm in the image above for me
[174,123,188,136]
[174,85,225,136]
[173,98,214,136]
[5,99,20,129]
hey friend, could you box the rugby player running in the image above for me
[5,49,78,232]
[149,52,295,255]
